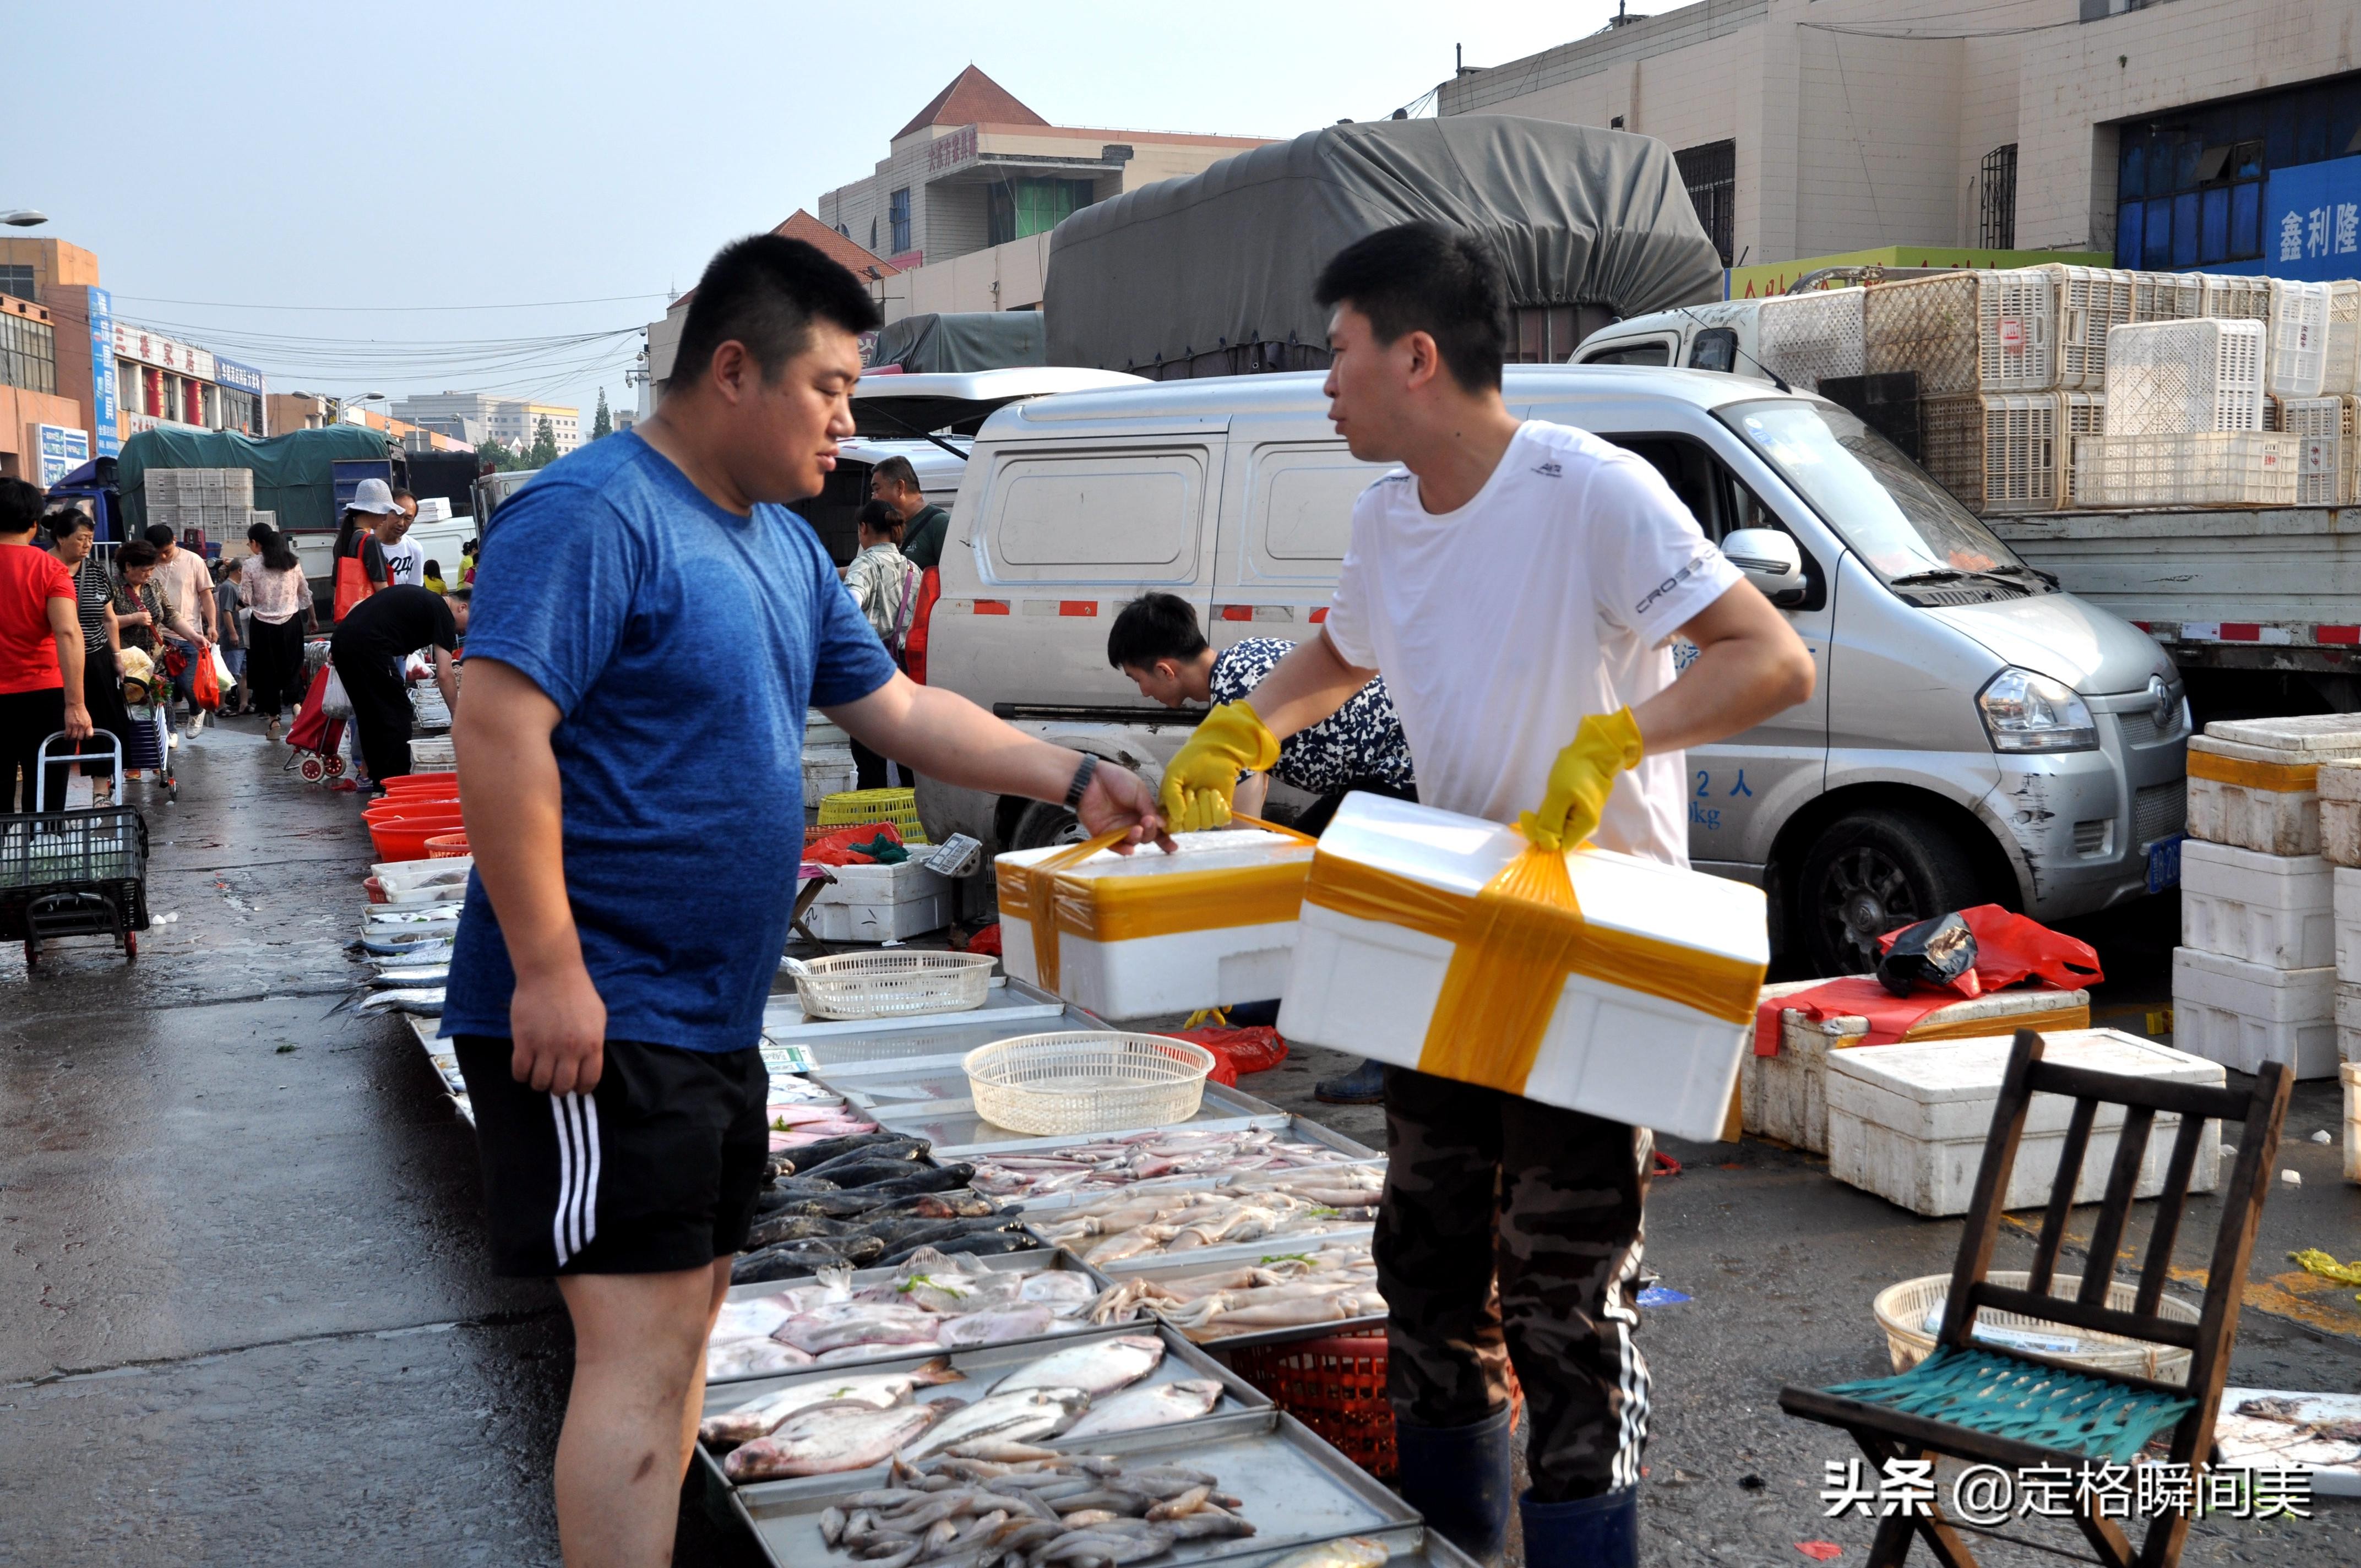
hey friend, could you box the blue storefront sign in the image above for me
[86,286,120,457]
[2200,155,2361,281]
[36,423,90,488]
[214,356,265,394]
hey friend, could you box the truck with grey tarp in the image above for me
[1042,116,1726,379]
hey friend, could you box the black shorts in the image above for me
[453,1035,770,1277]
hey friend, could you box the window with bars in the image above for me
[0,265,36,304]
[889,188,912,254]
[1981,144,2019,249]
[0,309,56,394]
[1676,141,1737,266]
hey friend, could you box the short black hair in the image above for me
[0,477,42,535]
[667,234,884,390]
[1107,592,1209,672]
[144,524,175,549]
[117,540,159,569]
[45,505,94,540]
[871,455,920,491]
[445,585,471,604]
[857,499,904,538]
[1314,221,1506,393]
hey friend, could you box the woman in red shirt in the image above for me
[0,478,92,812]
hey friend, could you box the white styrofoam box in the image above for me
[2188,718,2361,855]
[1825,1028,2224,1217]
[2344,1061,2360,1183]
[2070,432,2295,509]
[1755,287,1864,392]
[412,496,453,524]
[806,710,849,750]
[2339,869,2361,984]
[2265,280,2332,399]
[1000,827,1313,1021]
[2339,981,2361,1068]
[1279,793,1767,1142]
[2179,839,2333,969]
[802,744,857,804]
[2172,945,2338,1079]
[1743,982,2091,1153]
[2279,395,2357,506]
[2321,761,2361,868]
[802,859,954,942]
[2102,318,2266,435]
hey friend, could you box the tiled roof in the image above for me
[772,210,899,280]
[893,66,1048,141]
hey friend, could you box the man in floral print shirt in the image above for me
[1109,590,1413,1104]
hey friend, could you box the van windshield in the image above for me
[1721,399,2048,597]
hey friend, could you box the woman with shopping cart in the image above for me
[0,478,93,813]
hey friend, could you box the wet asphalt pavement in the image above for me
[1,718,2355,1565]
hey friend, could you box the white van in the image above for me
[912,367,2189,975]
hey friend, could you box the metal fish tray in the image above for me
[1086,1240,1386,1351]
[764,975,1073,1044]
[988,1119,1381,1215]
[405,1014,472,1121]
[712,1249,1112,1386]
[1058,1227,1380,1282]
[703,1322,1263,1499]
[710,1403,1424,1568]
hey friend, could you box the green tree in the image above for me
[590,389,612,440]
[474,437,529,472]
[526,416,561,469]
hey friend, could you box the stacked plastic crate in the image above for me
[2173,716,2361,1081]
[2075,317,2292,506]
[1877,266,2122,512]
[1754,287,1864,394]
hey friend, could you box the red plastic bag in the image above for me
[804,821,905,864]
[1171,1025,1288,1087]
[963,923,1004,958]
[1875,904,2102,992]
[189,646,221,712]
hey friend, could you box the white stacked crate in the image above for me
[2129,271,2204,323]
[1921,391,2104,513]
[2174,717,2361,1080]
[2038,264,2135,391]
[2071,432,2295,508]
[2264,280,2332,399]
[2279,395,2358,506]
[1754,287,1865,393]
[2199,273,2273,326]
[2319,762,2361,1071]
[2101,318,2266,434]
[2325,280,2361,396]
[1863,269,2056,395]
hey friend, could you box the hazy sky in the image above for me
[9,2,1619,430]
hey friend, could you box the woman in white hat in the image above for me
[332,477,402,622]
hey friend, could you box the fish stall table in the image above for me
[1079,1239,1384,1351]
[407,1015,470,1123]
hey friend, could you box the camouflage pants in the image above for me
[1374,1065,1653,1504]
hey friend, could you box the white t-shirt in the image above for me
[1323,421,1741,866]
[381,535,425,587]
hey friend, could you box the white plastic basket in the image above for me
[963,1031,1216,1136]
[2265,279,2332,399]
[2130,270,2204,323]
[1921,393,2066,513]
[2041,264,2135,391]
[2072,432,2298,508]
[1864,270,2055,395]
[2281,395,2358,507]
[2102,318,2266,435]
[2201,273,2272,324]
[2325,280,2361,396]
[1872,1271,2200,1382]
[784,950,994,1020]
[1756,287,1865,391]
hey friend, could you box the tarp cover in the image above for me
[116,425,390,537]
[873,312,1047,373]
[1045,116,1724,372]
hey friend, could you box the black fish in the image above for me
[744,1212,862,1249]
[731,1234,887,1283]
[854,1213,1024,1250]
[793,1137,930,1182]
[785,1133,931,1176]
[816,1157,976,1191]
[878,1231,1035,1266]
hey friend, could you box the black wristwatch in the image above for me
[1064,753,1100,811]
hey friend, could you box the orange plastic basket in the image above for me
[1221,1335,1521,1482]
[425,834,471,858]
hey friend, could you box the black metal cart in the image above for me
[1,733,149,968]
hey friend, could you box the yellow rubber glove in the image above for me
[1160,701,1281,833]
[1517,707,1645,851]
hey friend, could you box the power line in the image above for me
[107,291,670,313]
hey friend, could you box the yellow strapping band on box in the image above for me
[1301,837,1765,1097]
[999,815,1315,993]
[1894,1001,2090,1043]
[2187,750,2318,793]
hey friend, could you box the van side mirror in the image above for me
[1722,527,1806,607]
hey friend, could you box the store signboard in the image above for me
[113,322,216,382]
[2248,155,2361,282]
[214,356,265,394]
[36,423,90,487]
[85,287,120,456]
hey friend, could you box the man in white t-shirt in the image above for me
[1157,224,1814,1568]
[379,491,426,587]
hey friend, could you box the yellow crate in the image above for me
[817,787,927,842]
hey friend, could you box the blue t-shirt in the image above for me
[440,432,896,1052]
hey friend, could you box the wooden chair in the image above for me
[1779,1027,2294,1568]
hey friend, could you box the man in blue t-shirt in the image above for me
[442,233,1167,1564]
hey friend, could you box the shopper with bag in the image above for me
[331,479,400,620]
[47,508,133,756]
[1154,224,1815,1568]
[238,521,317,737]
[0,479,93,813]
[329,584,465,790]
[841,499,919,788]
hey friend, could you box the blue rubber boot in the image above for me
[1395,1405,1514,1564]
[1519,1485,1639,1568]
[1313,1057,1388,1104]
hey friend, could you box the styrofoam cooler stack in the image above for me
[2185,717,2361,855]
[802,859,955,943]
[1825,1029,2224,1217]
[1743,983,2092,1154]
[2264,280,2332,399]
[2102,318,2265,435]
[2337,864,2361,1069]
[2179,839,2333,970]
[2319,760,2361,868]
[802,745,857,805]
[2172,945,2338,1078]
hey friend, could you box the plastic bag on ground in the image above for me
[1875,912,1979,999]
[1169,1024,1288,1087]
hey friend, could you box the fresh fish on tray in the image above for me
[700,1356,967,1445]
[1086,1242,1384,1342]
[808,1452,1254,1568]
[990,1335,1163,1398]
[1034,1175,1382,1267]
[708,1249,1096,1381]
[968,1129,1367,1201]
[722,1399,952,1482]
[903,1386,1090,1458]
[1060,1379,1223,1439]
[371,965,449,987]
[332,987,444,1017]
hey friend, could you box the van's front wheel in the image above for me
[1795,807,1984,977]
[1008,800,1091,852]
